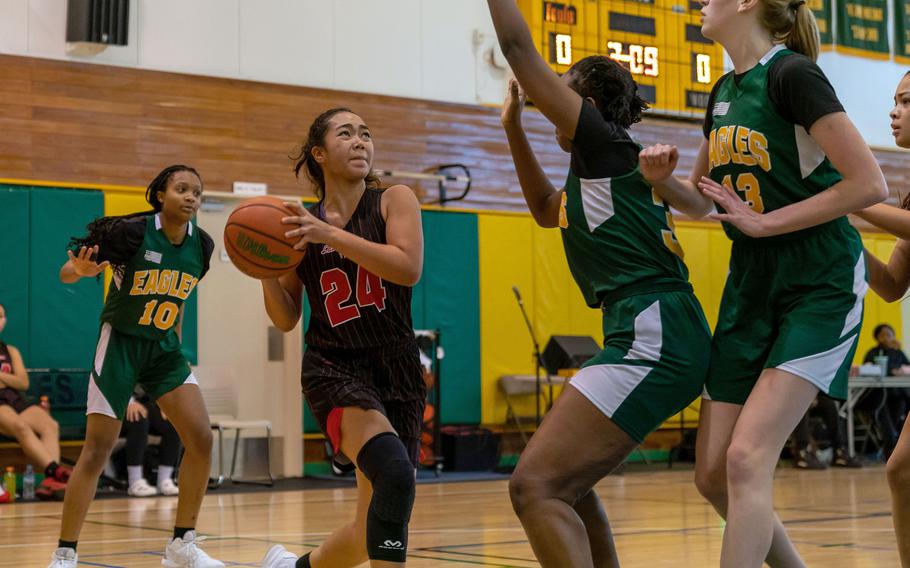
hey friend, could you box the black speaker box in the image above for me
[66,0,129,46]
[542,335,600,374]
[441,426,500,471]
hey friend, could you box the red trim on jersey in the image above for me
[326,407,345,453]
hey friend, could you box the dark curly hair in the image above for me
[69,165,202,276]
[291,107,381,201]
[874,323,896,340]
[566,56,649,128]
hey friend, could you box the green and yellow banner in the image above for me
[810,0,833,47]
[895,0,910,63]
[836,0,890,59]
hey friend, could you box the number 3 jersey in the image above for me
[296,188,416,351]
[561,100,691,308]
[92,213,214,349]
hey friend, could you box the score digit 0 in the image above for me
[555,33,572,65]
[696,53,711,84]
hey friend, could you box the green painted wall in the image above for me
[27,188,105,369]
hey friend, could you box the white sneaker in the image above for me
[162,531,225,567]
[158,478,180,496]
[47,547,77,568]
[261,545,298,568]
[128,478,159,497]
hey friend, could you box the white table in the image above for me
[842,375,910,456]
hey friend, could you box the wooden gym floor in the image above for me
[1,465,899,567]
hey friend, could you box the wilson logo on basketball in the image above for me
[236,232,291,265]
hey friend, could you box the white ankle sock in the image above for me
[127,466,143,486]
[158,466,174,487]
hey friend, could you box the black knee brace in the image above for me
[357,432,416,562]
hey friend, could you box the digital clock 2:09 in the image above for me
[605,41,713,85]
[607,41,659,77]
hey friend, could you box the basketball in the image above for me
[223,196,304,279]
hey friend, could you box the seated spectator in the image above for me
[791,394,862,469]
[0,303,70,500]
[122,386,181,497]
[865,324,910,375]
[861,323,910,456]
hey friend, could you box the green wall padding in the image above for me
[0,187,31,361]
[419,210,481,424]
[26,369,90,439]
[28,188,104,369]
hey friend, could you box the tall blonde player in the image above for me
[639,0,887,565]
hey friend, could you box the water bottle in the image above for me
[3,467,16,502]
[22,465,34,501]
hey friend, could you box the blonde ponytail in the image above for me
[761,0,820,61]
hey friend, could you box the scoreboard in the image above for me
[517,0,725,116]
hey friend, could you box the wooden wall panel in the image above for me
[1,54,908,223]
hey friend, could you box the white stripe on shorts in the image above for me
[572,300,663,417]
[840,255,867,338]
[89,323,117,417]
[86,376,117,418]
[623,301,662,362]
[776,333,858,393]
[570,364,652,418]
[93,322,112,377]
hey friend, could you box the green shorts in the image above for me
[705,220,866,405]
[568,290,712,443]
[88,323,196,420]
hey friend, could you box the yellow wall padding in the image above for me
[101,189,151,294]
[859,235,901,360]
[479,213,900,427]
[479,214,538,425]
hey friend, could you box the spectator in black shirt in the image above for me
[860,324,910,457]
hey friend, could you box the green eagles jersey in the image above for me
[560,167,691,308]
[707,45,845,242]
[100,215,205,347]
[560,102,691,308]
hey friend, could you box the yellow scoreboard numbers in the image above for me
[518,0,725,116]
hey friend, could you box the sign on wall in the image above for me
[810,0,834,46]
[894,0,910,63]
[836,0,890,58]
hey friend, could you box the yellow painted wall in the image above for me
[479,213,605,425]
[479,213,901,426]
[860,236,902,357]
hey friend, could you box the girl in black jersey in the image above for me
[260,108,424,568]
[0,303,71,501]
[848,72,910,567]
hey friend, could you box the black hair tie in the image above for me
[789,0,805,10]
